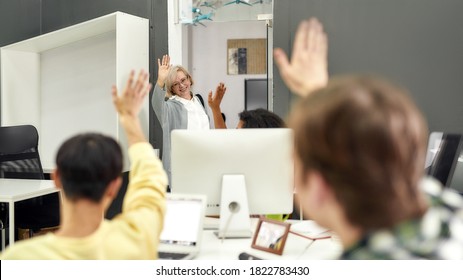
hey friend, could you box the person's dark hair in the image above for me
[56,133,123,202]
[290,75,428,231]
[239,108,286,128]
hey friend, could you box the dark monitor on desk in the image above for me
[245,79,267,110]
[425,132,463,193]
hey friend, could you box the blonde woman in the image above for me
[152,55,226,185]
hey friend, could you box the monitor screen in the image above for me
[245,79,268,110]
[160,196,203,246]
[171,129,294,215]
[425,132,463,193]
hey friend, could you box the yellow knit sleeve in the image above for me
[123,142,167,213]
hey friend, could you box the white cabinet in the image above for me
[1,12,149,171]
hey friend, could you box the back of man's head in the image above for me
[290,75,428,231]
[56,133,123,203]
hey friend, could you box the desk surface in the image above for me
[197,219,342,260]
[0,182,342,259]
[0,178,59,247]
[0,178,58,202]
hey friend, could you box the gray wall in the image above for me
[0,0,167,148]
[0,0,41,46]
[274,0,463,134]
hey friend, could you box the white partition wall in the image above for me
[0,12,149,171]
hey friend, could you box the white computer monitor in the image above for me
[171,128,294,217]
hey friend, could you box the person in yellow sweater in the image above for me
[1,69,167,259]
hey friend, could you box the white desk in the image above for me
[197,219,342,260]
[0,179,59,246]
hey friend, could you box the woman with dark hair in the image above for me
[237,109,286,128]
[208,88,285,129]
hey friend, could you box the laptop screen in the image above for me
[160,197,203,246]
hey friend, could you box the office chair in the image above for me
[0,125,60,243]
[105,171,129,220]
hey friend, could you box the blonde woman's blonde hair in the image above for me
[165,65,194,97]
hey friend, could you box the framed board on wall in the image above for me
[228,38,266,75]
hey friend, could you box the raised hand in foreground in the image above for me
[274,18,328,97]
[112,70,151,145]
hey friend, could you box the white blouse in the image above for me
[172,95,210,130]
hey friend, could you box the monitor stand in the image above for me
[214,175,252,239]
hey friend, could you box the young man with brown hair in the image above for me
[274,18,463,259]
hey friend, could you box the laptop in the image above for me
[158,193,206,260]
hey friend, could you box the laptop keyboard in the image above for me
[158,252,189,260]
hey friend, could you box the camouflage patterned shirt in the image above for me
[341,178,463,260]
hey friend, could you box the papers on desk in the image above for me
[289,220,330,236]
[204,218,330,236]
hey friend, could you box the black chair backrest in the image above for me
[0,125,44,180]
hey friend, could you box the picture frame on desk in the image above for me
[251,217,290,255]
